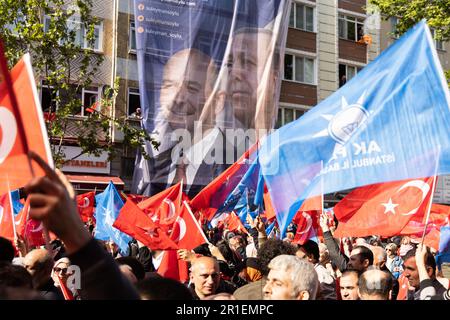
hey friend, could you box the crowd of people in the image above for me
[0,152,449,301]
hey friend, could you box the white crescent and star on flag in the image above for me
[381,180,430,216]
[0,107,18,165]
[296,212,312,235]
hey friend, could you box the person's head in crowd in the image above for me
[399,241,414,258]
[0,261,33,289]
[358,269,392,300]
[347,245,374,272]
[215,239,240,267]
[23,249,54,289]
[230,260,248,287]
[257,239,297,276]
[0,286,44,300]
[227,27,279,130]
[401,236,411,245]
[283,232,295,243]
[297,240,320,264]
[224,230,236,242]
[119,264,137,284]
[116,256,145,284]
[371,246,387,269]
[137,276,194,300]
[391,236,402,248]
[136,246,156,273]
[106,240,119,257]
[263,255,319,300]
[229,235,246,259]
[369,237,382,247]
[190,256,221,299]
[340,270,360,300]
[318,242,330,265]
[385,243,398,258]
[159,48,216,133]
[51,257,74,289]
[193,243,212,257]
[0,237,15,263]
[217,260,234,281]
[403,247,437,290]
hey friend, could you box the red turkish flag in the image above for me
[334,177,434,238]
[113,199,178,250]
[401,204,450,234]
[224,211,248,234]
[399,204,450,250]
[157,250,189,283]
[25,219,46,247]
[292,210,321,245]
[263,191,276,221]
[171,202,206,250]
[137,182,188,231]
[0,49,52,195]
[0,193,14,241]
[76,191,95,223]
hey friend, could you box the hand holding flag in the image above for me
[23,152,92,255]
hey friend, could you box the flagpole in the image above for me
[320,160,324,219]
[421,147,441,245]
[183,200,210,245]
[6,177,17,241]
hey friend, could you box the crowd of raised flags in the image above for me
[0,21,450,300]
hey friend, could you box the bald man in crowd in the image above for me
[23,249,63,300]
[189,256,221,299]
[358,269,393,300]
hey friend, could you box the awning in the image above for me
[66,174,125,192]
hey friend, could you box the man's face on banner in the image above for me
[228,30,273,129]
[160,49,214,133]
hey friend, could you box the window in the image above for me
[284,54,315,84]
[44,16,103,51]
[129,21,136,52]
[275,107,307,128]
[128,88,141,117]
[63,85,100,117]
[339,64,362,87]
[40,81,57,113]
[431,29,444,51]
[390,17,399,38]
[338,15,364,41]
[289,2,314,32]
[80,87,101,116]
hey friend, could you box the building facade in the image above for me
[37,0,449,203]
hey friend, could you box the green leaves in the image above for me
[371,0,450,82]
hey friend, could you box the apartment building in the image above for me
[276,0,379,129]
